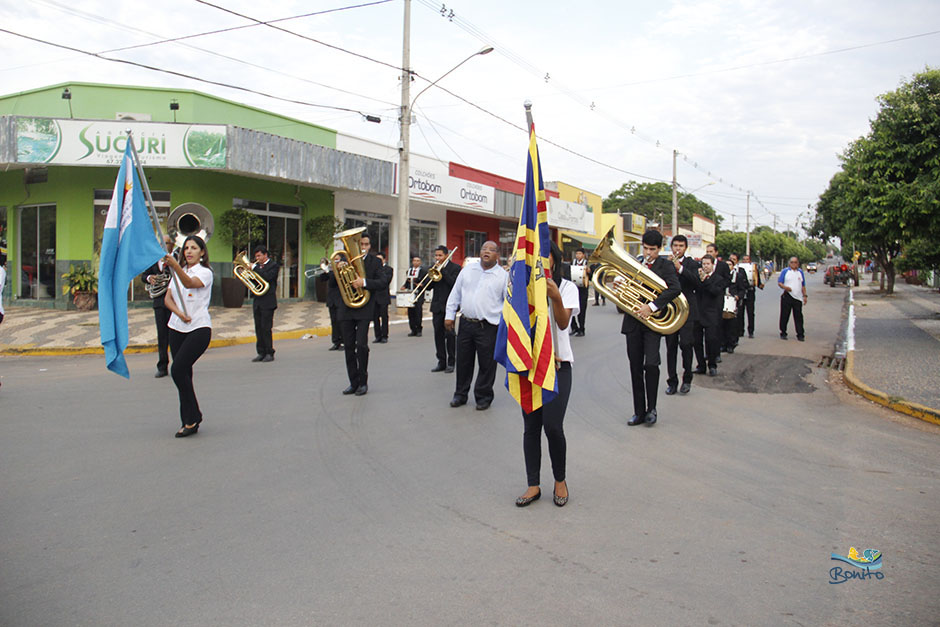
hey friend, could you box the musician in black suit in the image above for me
[330,232,388,396]
[141,234,175,377]
[740,254,764,338]
[693,254,727,376]
[664,235,700,395]
[429,245,460,373]
[401,255,427,337]
[372,252,393,343]
[317,257,343,351]
[723,253,748,353]
[622,230,681,427]
[569,248,589,336]
[249,245,280,362]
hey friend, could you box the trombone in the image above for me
[410,246,457,302]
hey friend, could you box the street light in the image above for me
[396,44,493,286]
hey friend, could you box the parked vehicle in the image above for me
[825,263,858,287]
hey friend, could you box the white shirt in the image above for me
[779,267,805,301]
[554,279,580,363]
[0,265,6,315]
[168,264,213,332]
[445,261,508,325]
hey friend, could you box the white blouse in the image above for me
[168,264,213,333]
[554,279,580,363]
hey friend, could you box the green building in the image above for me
[0,82,392,308]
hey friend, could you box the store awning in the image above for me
[561,233,601,250]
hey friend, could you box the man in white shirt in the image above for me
[778,256,807,341]
[445,241,508,411]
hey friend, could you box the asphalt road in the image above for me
[1,278,938,626]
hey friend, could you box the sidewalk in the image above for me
[0,300,417,355]
[845,280,940,425]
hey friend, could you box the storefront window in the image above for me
[465,230,487,258]
[236,198,301,299]
[498,222,516,262]
[409,218,439,264]
[344,210,391,259]
[19,204,56,299]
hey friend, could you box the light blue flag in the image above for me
[98,142,166,378]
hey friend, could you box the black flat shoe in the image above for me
[679,382,691,394]
[262,354,274,362]
[475,401,491,411]
[645,409,658,426]
[693,367,706,375]
[431,363,446,372]
[515,490,541,507]
[175,424,198,438]
[342,385,357,395]
[354,384,368,396]
[444,365,455,373]
[708,367,718,377]
[155,369,168,378]
[449,397,467,408]
[665,384,677,395]
[627,414,646,426]
[252,355,264,362]
[553,490,568,507]
[328,344,342,351]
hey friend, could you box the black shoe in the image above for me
[627,414,646,426]
[726,346,735,354]
[665,384,677,395]
[780,333,788,340]
[748,333,754,339]
[431,363,446,372]
[797,336,805,342]
[716,356,722,363]
[645,409,658,426]
[553,486,568,507]
[416,331,422,337]
[373,338,382,343]
[679,382,691,394]
[262,354,274,362]
[329,343,342,351]
[708,367,717,377]
[155,369,168,378]
[175,424,198,438]
[576,330,585,337]
[379,338,388,343]
[721,347,728,353]
[354,384,368,396]
[515,490,541,507]
[342,385,357,395]
[450,396,467,408]
[252,355,264,362]
[476,401,491,411]
[693,366,706,375]
[444,365,455,373]
[407,331,417,337]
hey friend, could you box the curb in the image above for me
[0,326,334,357]
[843,350,940,427]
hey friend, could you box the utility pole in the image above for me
[671,149,678,240]
[773,213,777,233]
[745,191,751,257]
[731,215,735,232]
[396,0,412,290]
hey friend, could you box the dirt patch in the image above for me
[694,354,816,394]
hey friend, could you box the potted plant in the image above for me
[216,207,265,308]
[61,263,98,311]
[304,215,344,302]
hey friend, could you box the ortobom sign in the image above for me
[15,117,227,168]
[404,163,495,213]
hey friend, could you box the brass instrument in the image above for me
[304,261,331,279]
[145,269,171,298]
[166,203,214,249]
[588,226,689,334]
[331,227,370,308]
[233,251,270,296]
[410,246,457,302]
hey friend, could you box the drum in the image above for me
[722,294,738,319]
[396,292,415,308]
[570,264,587,287]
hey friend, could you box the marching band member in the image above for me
[372,253,393,343]
[515,241,578,508]
[445,241,508,411]
[401,255,427,337]
[740,254,764,338]
[623,230,681,427]
[318,257,343,351]
[162,235,213,438]
[250,245,279,363]
[664,235,700,395]
[693,254,727,376]
[569,248,589,336]
[141,234,174,378]
[429,245,460,373]
[724,253,748,353]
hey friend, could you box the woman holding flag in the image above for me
[163,235,213,438]
[515,242,579,508]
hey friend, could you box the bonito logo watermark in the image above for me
[829,547,883,584]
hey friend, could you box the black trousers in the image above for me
[594,288,606,305]
[169,327,211,427]
[153,305,171,371]
[454,318,498,404]
[779,294,805,338]
[665,320,695,386]
[571,287,588,332]
[373,303,389,340]
[721,307,739,349]
[341,318,371,387]
[744,290,757,335]
[735,299,746,337]
[693,322,721,369]
[432,311,456,366]
[625,326,663,417]
[408,303,424,333]
[253,305,275,356]
[328,305,342,345]
[522,362,572,487]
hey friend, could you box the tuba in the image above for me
[589,226,689,335]
[330,227,370,308]
[233,251,270,296]
[167,203,214,249]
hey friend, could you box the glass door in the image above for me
[19,204,56,299]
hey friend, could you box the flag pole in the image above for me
[125,130,188,318]
[523,102,560,364]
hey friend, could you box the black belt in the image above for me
[461,316,493,325]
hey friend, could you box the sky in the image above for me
[1,0,938,233]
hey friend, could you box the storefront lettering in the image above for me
[460,188,488,204]
[78,126,167,161]
[409,176,443,194]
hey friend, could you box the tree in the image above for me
[603,181,722,228]
[816,68,940,294]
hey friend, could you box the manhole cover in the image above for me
[694,354,816,394]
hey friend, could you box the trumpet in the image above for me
[410,246,457,302]
[589,226,689,335]
[331,227,370,308]
[233,251,270,296]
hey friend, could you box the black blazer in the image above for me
[401,266,428,305]
[141,261,168,309]
[728,265,748,299]
[252,259,279,309]
[319,270,343,308]
[373,264,394,306]
[673,256,701,324]
[620,255,682,335]
[430,260,460,314]
[697,270,728,327]
[329,252,387,321]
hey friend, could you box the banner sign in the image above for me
[547,197,593,233]
[15,117,227,168]
[404,163,495,213]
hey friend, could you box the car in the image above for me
[806,262,818,273]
